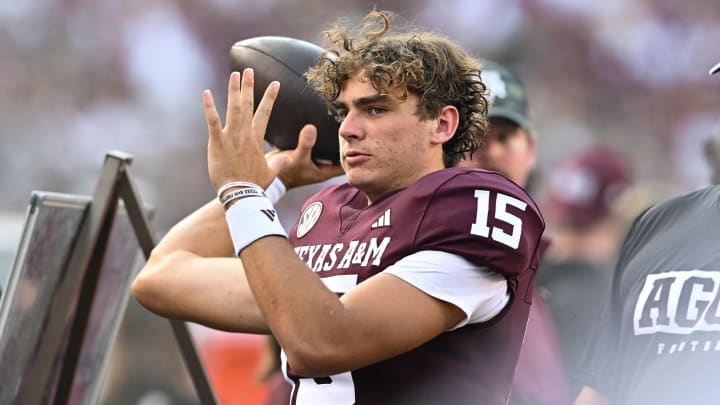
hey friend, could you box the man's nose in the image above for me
[339,111,364,140]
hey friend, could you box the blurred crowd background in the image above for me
[2,0,720,232]
[1,0,720,404]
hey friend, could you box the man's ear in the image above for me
[430,105,459,145]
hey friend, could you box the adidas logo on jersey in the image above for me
[371,209,391,229]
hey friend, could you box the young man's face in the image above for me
[333,73,443,201]
[459,118,536,187]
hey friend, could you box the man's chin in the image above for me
[345,170,369,188]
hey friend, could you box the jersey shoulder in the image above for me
[405,168,545,277]
[619,184,720,260]
[635,184,720,229]
[423,167,543,215]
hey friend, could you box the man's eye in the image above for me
[496,132,512,143]
[368,107,386,115]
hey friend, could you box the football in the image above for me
[229,36,340,164]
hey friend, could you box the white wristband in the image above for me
[217,181,264,201]
[225,196,287,255]
[264,177,287,204]
[220,188,265,208]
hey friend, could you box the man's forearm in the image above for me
[239,236,352,373]
[132,199,268,333]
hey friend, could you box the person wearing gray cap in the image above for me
[574,61,720,405]
[459,60,570,405]
[460,60,537,190]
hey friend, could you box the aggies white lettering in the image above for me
[634,270,720,336]
[294,237,392,272]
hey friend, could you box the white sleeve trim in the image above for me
[383,250,509,330]
[264,177,287,204]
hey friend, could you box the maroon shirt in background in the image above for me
[286,167,545,405]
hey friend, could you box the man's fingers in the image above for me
[203,90,223,137]
[225,71,242,130]
[253,81,280,142]
[238,68,254,134]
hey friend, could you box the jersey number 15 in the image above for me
[471,190,527,250]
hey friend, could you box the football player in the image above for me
[132,10,545,404]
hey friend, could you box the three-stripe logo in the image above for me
[260,209,277,221]
[371,209,391,229]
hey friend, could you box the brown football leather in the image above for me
[230,36,340,164]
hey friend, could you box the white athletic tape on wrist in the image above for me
[225,196,287,254]
[264,177,287,205]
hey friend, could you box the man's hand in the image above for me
[203,69,289,191]
[266,125,344,190]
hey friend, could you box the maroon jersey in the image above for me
[286,167,545,405]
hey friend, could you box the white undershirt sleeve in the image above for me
[383,250,509,330]
[264,176,287,204]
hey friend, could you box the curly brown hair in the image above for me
[305,10,489,167]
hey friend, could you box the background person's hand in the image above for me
[266,125,344,190]
[204,69,289,192]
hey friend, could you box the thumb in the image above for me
[294,125,317,160]
[266,154,291,178]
